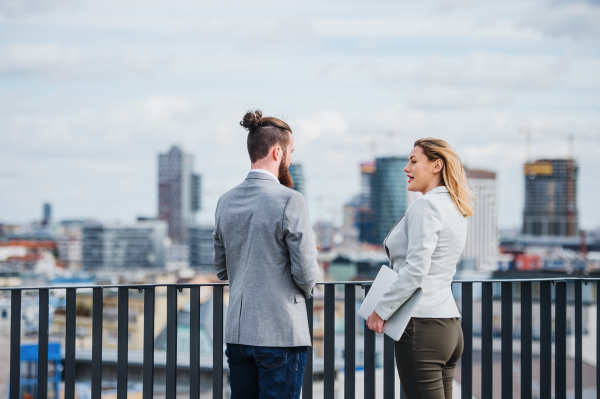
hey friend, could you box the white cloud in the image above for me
[294,111,348,143]
[409,87,511,108]
[371,53,569,91]
[0,43,169,79]
[0,0,74,17]
[520,1,600,40]
[233,19,319,51]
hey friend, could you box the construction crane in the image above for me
[559,133,599,160]
[518,126,533,162]
[555,133,599,236]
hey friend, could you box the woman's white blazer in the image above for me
[374,185,467,320]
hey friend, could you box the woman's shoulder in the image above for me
[405,196,444,228]
[407,193,443,214]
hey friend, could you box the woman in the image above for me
[366,138,474,399]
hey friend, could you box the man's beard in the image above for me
[278,152,294,189]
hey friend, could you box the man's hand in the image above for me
[366,310,385,334]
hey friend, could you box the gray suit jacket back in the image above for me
[213,171,319,347]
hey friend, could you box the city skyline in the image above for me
[0,148,598,231]
[1,0,599,229]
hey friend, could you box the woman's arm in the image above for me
[373,197,443,320]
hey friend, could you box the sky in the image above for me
[0,0,599,229]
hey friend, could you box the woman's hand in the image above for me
[366,310,385,334]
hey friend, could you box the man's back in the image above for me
[214,171,319,347]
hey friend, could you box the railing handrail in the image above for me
[1,276,598,291]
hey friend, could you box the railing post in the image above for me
[324,285,335,398]
[521,282,532,399]
[363,286,375,399]
[555,281,567,398]
[344,284,355,399]
[117,287,128,399]
[143,287,155,399]
[190,286,201,398]
[38,289,49,399]
[575,280,582,399]
[91,287,103,399]
[597,281,600,399]
[540,281,552,399]
[501,282,513,399]
[383,335,395,399]
[9,290,21,399]
[461,282,473,399]
[481,282,493,399]
[166,286,178,398]
[213,285,224,399]
[302,297,314,399]
[65,288,76,399]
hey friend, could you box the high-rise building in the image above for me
[158,146,201,243]
[289,163,305,197]
[357,162,377,244]
[165,244,189,270]
[188,225,215,272]
[462,169,498,270]
[522,159,578,236]
[191,173,202,213]
[56,222,84,270]
[315,221,333,251]
[341,197,359,246]
[82,220,167,269]
[42,203,52,226]
[360,162,375,209]
[372,156,409,244]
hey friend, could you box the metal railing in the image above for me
[3,278,599,399]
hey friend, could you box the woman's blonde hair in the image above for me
[414,138,474,217]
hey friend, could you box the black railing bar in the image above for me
[165,286,177,398]
[38,288,49,399]
[302,297,314,399]
[321,281,372,286]
[481,282,493,398]
[212,285,224,399]
[540,281,552,398]
[581,278,600,283]
[347,278,572,284]
[0,283,230,291]
[64,288,76,399]
[454,278,569,283]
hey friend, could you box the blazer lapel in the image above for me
[383,213,405,260]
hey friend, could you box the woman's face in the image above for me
[404,146,442,193]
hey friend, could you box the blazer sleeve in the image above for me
[283,192,319,299]
[374,197,443,320]
[213,199,228,281]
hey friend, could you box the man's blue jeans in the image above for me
[226,344,307,399]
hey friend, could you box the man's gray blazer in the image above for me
[213,170,319,347]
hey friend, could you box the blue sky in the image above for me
[0,0,599,229]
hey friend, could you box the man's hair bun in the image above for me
[240,110,264,131]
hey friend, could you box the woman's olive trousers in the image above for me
[395,318,464,399]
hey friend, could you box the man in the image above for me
[213,110,319,399]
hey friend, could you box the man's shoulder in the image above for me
[217,182,244,204]
[218,178,300,208]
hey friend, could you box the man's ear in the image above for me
[272,146,282,161]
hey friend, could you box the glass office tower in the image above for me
[372,156,409,244]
